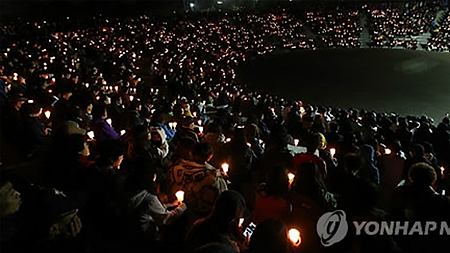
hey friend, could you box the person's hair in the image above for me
[191,142,213,164]
[305,133,321,152]
[248,219,289,253]
[92,104,107,119]
[66,134,88,156]
[265,166,289,197]
[174,137,197,160]
[408,162,437,185]
[293,162,328,200]
[410,144,425,157]
[97,139,126,166]
[343,153,362,174]
[132,124,150,149]
[210,190,246,229]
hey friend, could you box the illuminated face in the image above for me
[0,182,21,216]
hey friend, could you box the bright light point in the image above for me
[87,131,95,139]
[330,148,336,156]
[106,118,112,125]
[294,139,299,146]
[288,173,295,184]
[385,148,392,155]
[288,228,301,246]
[44,110,51,119]
[190,3,194,8]
[222,163,229,174]
[175,191,185,203]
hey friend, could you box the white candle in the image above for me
[222,163,229,174]
[288,173,295,185]
[129,95,134,101]
[226,138,231,143]
[44,110,51,119]
[238,218,244,228]
[120,130,126,136]
[106,118,112,125]
[294,139,299,146]
[87,131,95,139]
[175,190,184,203]
[385,148,392,155]
[198,126,204,133]
[173,122,177,129]
[288,228,301,246]
[330,148,336,157]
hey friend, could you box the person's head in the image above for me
[293,162,327,197]
[248,219,289,253]
[191,142,213,164]
[343,153,362,175]
[265,166,289,196]
[97,139,127,167]
[92,104,107,119]
[408,162,437,186]
[0,179,21,217]
[182,116,196,130]
[410,144,425,158]
[174,137,197,160]
[304,133,321,153]
[211,190,246,227]
[149,126,166,146]
[66,134,90,157]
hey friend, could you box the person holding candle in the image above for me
[185,190,246,253]
[127,160,187,248]
[251,166,290,225]
[292,133,327,180]
[246,218,290,253]
[168,142,227,229]
[89,104,120,142]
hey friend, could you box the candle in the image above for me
[330,148,336,157]
[114,86,118,92]
[239,218,244,228]
[173,122,177,129]
[28,100,34,104]
[129,95,134,101]
[288,173,295,185]
[44,110,51,119]
[226,138,231,142]
[385,148,392,155]
[294,139,299,146]
[106,118,112,125]
[198,119,202,125]
[175,190,184,203]
[247,142,252,148]
[168,122,173,129]
[120,130,126,136]
[441,167,445,177]
[222,163,229,174]
[288,228,301,246]
[193,111,197,117]
[198,126,204,133]
[87,131,95,139]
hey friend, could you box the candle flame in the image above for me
[330,148,336,156]
[175,190,184,203]
[385,148,392,155]
[106,118,112,125]
[44,110,51,119]
[87,131,95,139]
[294,139,299,146]
[288,173,295,184]
[222,163,229,174]
[198,126,204,133]
[288,228,301,246]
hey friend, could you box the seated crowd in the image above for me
[1,3,450,253]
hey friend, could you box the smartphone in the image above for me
[243,222,256,238]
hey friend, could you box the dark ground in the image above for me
[237,49,450,122]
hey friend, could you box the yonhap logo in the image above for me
[316,210,348,247]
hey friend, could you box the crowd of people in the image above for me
[427,11,450,51]
[306,8,362,48]
[1,2,450,253]
[366,1,438,49]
